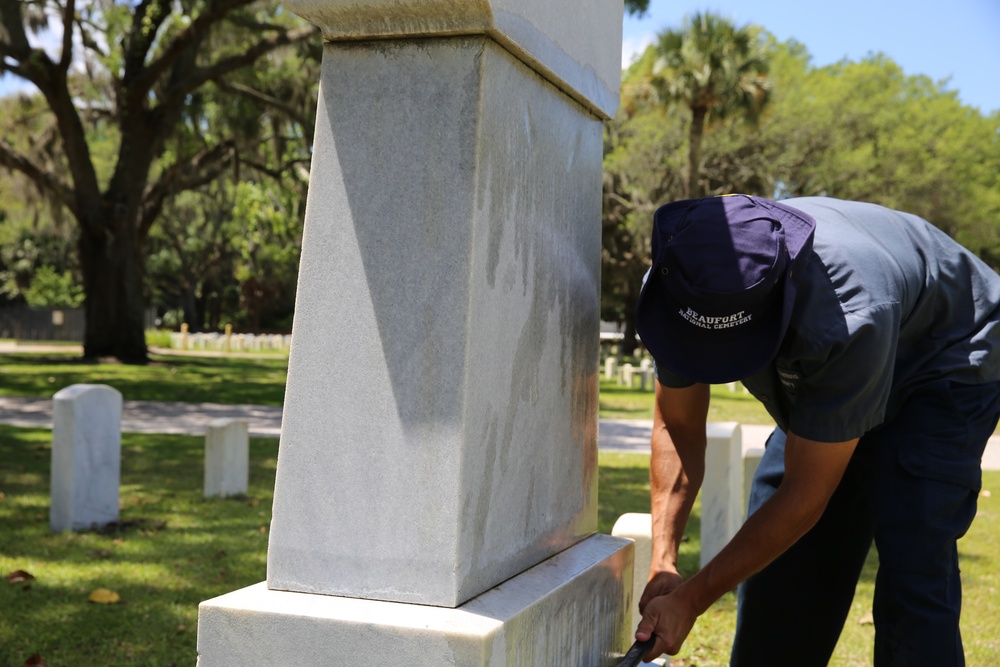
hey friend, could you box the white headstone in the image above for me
[620,363,635,387]
[605,356,619,380]
[612,513,653,631]
[198,1,632,663]
[611,513,672,667]
[50,384,122,532]
[204,419,249,498]
[700,422,743,568]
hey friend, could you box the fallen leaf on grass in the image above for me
[213,550,227,560]
[87,550,112,559]
[982,489,992,498]
[88,588,121,604]
[24,653,45,666]
[858,611,874,625]
[0,491,6,501]
[5,570,35,584]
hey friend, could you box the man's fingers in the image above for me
[634,617,655,642]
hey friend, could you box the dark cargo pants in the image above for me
[731,380,1000,667]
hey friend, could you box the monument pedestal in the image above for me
[199,535,633,667]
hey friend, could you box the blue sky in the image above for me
[623,0,1000,114]
[2,1,998,113]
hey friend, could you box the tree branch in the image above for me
[242,156,311,182]
[134,0,255,94]
[168,24,318,102]
[0,137,77,216]
[58,0,74,73]
[0,0,32,56]
[139,141,236,235]
[213,79,311,129]
[120,0,173,91]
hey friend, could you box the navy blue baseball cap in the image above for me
[635,195,816,384]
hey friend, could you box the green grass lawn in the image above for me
[599,376,774,424]
[0,352,288,406]
[2,429,997,666]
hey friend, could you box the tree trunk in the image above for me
[77,211,149,363]
[619,281,641,358]
[181,286,199,332]
[688,106,708,198]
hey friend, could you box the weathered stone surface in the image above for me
[282,0,623,118]
[199,534,633,667]
[266,35,603,608]
[50,384,122,532]
[612,513,651,632]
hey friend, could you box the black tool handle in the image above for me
[612,637,656,667]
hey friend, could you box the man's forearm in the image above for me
[647,381,710,575]
[675,481,826,615]
[668,434,859,616]
[649,424,705,573]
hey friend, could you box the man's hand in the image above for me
[638,570,684,615]
[634,583,699,659]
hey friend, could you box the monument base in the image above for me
[198,534,633,667]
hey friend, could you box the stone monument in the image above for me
[198,2,631,664]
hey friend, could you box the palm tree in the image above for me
[650,12,771,198]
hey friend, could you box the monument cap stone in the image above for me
[282,0,623,118]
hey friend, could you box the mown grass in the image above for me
[598,376,773,424]
[0,352,287,406]
[3,432,996,666]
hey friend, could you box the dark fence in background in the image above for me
[0,306,85,342]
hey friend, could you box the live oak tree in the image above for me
[0,0,317,362]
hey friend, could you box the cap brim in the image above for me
[637,274,796,384]
[634,197,815,384]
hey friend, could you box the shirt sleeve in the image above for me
[787,302,900,442]
[655,362,696,388]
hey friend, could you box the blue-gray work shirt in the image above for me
[656,197,1000,442]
